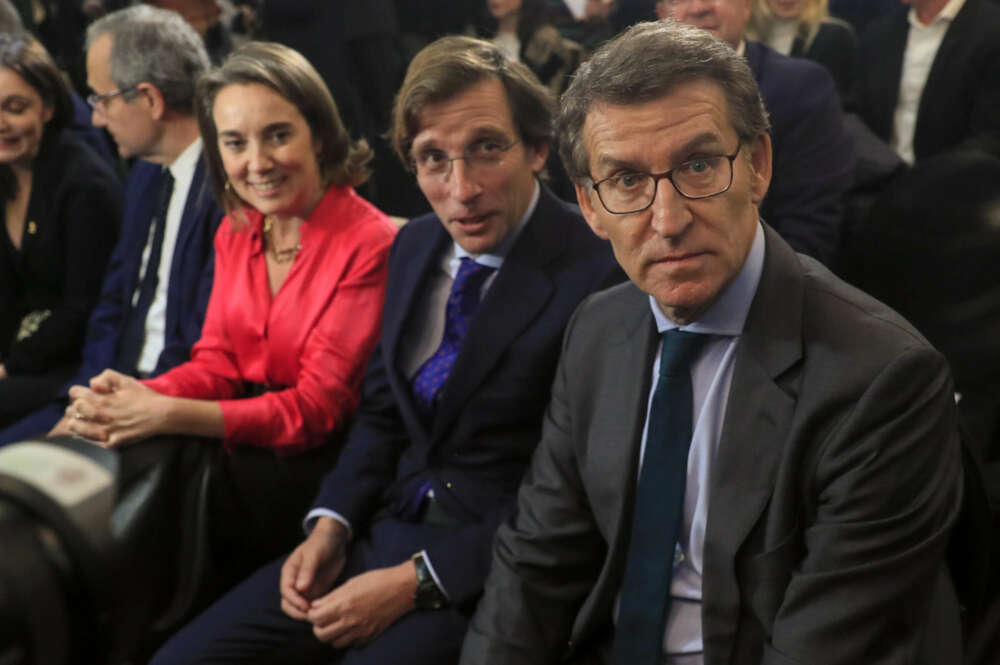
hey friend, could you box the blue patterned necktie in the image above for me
[412,258,496,415]
[613,329,708,665]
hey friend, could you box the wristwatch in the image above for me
[411,551,447,609]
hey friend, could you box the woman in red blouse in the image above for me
[63,41,397,581]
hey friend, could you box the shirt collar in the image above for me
[908,0,966,27]
[167,136,202,181]
[649,220,766,336]
[451,178,539,272]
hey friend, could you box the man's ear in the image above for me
[747,132,772,206]
[575,181,609,240]
[527,140,549,175]
[138,82,167,121]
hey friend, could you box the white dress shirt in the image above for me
[135,138,203,375]
[891,0,967,164]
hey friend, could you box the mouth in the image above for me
[653,251,708,268]
[451,213,494,232]
[245,176,286,196]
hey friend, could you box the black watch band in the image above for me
[411,551,447,609]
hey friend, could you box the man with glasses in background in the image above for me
[655,0,854,268]
[461,20,963,665]
[0,5,222,445]
[150,35,621,665]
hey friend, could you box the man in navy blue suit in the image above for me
[657,0,854,266]
[0,6,222,445]
[150,35,621,665]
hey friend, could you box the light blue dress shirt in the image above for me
[616,222,766,665]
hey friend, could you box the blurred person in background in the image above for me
[473,0,584,96]
[0,32,121,427]
[747,0,858,105]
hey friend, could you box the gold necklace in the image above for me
[262,215,302,263]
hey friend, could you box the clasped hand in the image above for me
[280,518,418,649]
[53,369,168,447]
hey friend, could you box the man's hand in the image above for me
[306,559,418,649]
[280,517,349,621]
[0,363,7,380]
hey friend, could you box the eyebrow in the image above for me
[594,131,728,174]
[217,121,294,138]
[413,126,512,153]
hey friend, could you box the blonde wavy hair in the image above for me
[747,0,829,49]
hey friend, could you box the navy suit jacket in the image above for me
[746,41,854,267]
[0,157,222,445]
[311,184,622,606]
[858,0,1000,162]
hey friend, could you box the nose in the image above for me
[648,177,692,239]
[445,158,482,204]
[90,104,106,128]
[247,141,273,173]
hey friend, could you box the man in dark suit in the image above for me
[0,5,222,446]
[857,0,1000,164]
[657,0,854,267]
[461,20,962,665]
[149,35,620,665]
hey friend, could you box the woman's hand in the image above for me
[66,370,173,447]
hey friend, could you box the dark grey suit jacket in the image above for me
[461,225,963,665]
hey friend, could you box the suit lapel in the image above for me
[872,11,909,137]
[382,220,451,433]
[702,226,802,665]
[432,187,562,439]
[915,0,975,152]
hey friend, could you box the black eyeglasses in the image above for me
[590,144,742,215]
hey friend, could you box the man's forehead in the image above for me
[582,85,735,152]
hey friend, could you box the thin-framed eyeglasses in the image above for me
[590,144,742,215]
[86,86,137,109]
[412,138,519,180]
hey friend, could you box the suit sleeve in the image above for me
[761,62,854,266]
[762,347,962,664]
[460,299,610,664]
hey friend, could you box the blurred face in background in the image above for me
[0,67,52,168]
[766,0,804,19]
[488,0,523,21]
[657,0,752,49]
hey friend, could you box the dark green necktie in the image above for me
[613,329,707,665]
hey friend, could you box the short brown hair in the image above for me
[196,41,373,217]
[390,35,555,168]
[558,20,770,183]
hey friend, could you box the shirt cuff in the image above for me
[304,508,353,539]
[418,548,451,601]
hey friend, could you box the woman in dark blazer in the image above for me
[748,0,859,106]
[0,33,121,427]
[473,0,584,96]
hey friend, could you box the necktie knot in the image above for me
[411,258,496,415]
[659,330,707,378]
[450,258,495,308]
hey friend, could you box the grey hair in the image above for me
[85,5,209,113]
[0,0,23,33]
[557,19,770,182]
